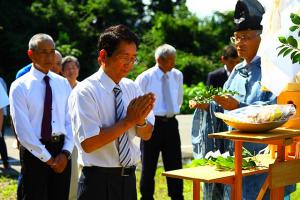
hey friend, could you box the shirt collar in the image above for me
[236,56,260,70]
[154,64,169,79]
[236,56,261,78]
[224,65,231,76]
[29,66,54,81]
[97,67,118,94]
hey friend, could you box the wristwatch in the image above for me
[61,150,72,160]
[136,120,148,128]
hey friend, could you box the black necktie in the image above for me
[41,75,52,140]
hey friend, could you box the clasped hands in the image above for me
[125,92,155,126]
[189,95,239,111]
[46,153,68,173]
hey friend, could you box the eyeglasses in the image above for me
[230,32,261,44]
[116,55,138,65]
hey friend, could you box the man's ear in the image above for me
[98,49,107,64]
[220,56,226,64]
[27,49,33,57]
[99,49,107,59]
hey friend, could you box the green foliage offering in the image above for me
[191,86,238,104]
[181,82,206,114]
[189,156,256,171]
[277,13,300,64]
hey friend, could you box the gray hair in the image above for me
[62,55,80,71]
[28,33,54,50]
[256,30,262,35]
[154,44,176,60]
[55,50,62,59]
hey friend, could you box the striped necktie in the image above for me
[113,85,131,167]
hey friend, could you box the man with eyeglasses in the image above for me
[68,24,155,200]
[135,44,184,200]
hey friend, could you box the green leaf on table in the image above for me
[190,155,257,171]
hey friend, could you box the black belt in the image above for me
[40,135,64,144]
[83,166,136,177]
[155,115,175,122]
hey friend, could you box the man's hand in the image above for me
[189,100,209,110]
[51,153,68,173]
[125,93,155,125]
[213,95,239,110]
[46,157,55,166]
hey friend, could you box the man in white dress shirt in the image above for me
[68,24,155,200]
[9,33,73,200]
[135,44,184,200]
[62,55,80,200]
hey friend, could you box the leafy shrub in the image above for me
[176,51,217,86]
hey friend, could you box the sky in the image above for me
[185,0,269,18]
[186,0,237,18]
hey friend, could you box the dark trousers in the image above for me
[18,139,71,200]
[0,127,8,167]
[77,166,137,200]
[140,117,183,200]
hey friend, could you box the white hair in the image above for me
[28,33,54,50]
[154,44,176,60]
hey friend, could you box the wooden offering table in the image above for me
[162,155,274,200]
[208,128,300,200]
[163,128,300,200]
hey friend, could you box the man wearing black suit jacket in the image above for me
[206,45,240,88]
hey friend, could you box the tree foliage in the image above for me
[0,0,235,89]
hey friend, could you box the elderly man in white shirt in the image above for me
[9,33,73,200]
[0,83,9,169]
[68,24,155,200]
[135,44,184,200]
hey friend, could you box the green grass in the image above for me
[136,166,193,200]
[1,167,300,200]
[0,174,18,200]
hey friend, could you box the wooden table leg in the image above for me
[270,145,285,200]
[257,174,270,200]
[193,180,200,200]
[234,141,243,200]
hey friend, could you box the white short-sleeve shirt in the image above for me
[68,68,155,167]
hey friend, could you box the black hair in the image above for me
[97,24,139,57]
[222,45,238,60]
